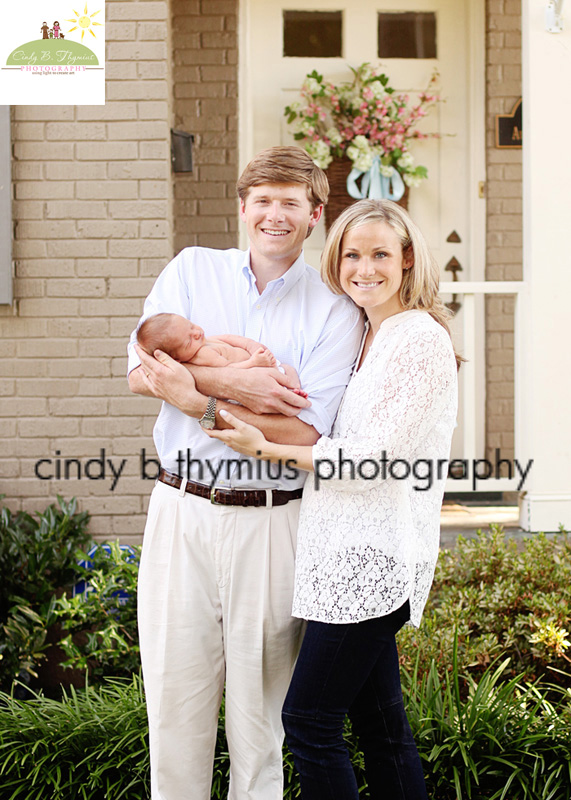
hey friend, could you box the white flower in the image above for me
[305,140,333,169]
[352,135,370,150]
[347,143,374,172]
[380,165,395,178]
[325,127,342,146]
[403,173,423,188]
[397,152,414,169]
[370,81,386,101]
[305,77,322,96]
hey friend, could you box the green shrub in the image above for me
[1,661,570,800]
[0,497,91,692]
[398,526,571,686]
[53,541,141,681]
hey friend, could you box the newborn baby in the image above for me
[136,313,307,395]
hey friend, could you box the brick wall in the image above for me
[485,0,522,468]
[0,0,173,542]
[171,0,238,254]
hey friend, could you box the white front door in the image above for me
[239,0,486,459]
[240,0,485,277]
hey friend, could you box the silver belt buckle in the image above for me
[210,485,221,505]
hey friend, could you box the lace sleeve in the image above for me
[312,323,457,492]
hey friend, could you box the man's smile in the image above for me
[262,228,290,236]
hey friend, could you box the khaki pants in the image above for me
[138,480,304,800]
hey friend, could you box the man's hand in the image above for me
[132,345,208,418]
[191,365,311,416]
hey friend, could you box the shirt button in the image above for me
[256,304,261,310]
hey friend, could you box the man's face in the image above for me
[239,183,323,271]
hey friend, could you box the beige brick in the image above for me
[105,21,137,40]
[0,360,50,378]
[46,122,106,140]
[12,122,46,141]
[0,420,18,437]
[13,241,48,258]
[107,42,168,61]
[107,2,168,20]
[108,160,168,179]
[19,298,79,317]
[107,121,167,140]
[140,141,170,159]
[76,103,139,121]
[12,163,43,180]
[137,62,169,80]
[45,162,107,180]
[16,182,74,200]
[48,358,111,378]
[47,319,110,337]
[13,107,75,121]
[106,61,139,81]
[78,338,129,357]
[15,221,76,240]
[108,239,170,258]
[0,381,15,397]
[138,21,169,40]
[14,142,74,160]
[76,258,139,277]
[76,141,139,160]
[79,298,142,317]
[138,101,169,120]
[46,201,107,219]
[76,220,139,238]
[78,377,137,397]
[48,398,109,416]
[108,278,156,297]
[17,379,80,397]
[109,200,168,219]
[76,181,138,200]
[140,181,169,199]
[13,279,45,298]
[46,278,106,298]
[107,81,169,101]
[140,220,169,238]
[46,240,107,258]
[17,259,75,278]
[0,398,48,416]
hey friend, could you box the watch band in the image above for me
[198,396,217,429]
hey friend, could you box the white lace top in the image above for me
[292,310,458,627]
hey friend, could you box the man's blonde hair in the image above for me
[237,146,329,210]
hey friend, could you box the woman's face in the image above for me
[338,221,412,327]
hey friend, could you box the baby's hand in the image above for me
[290,388,309,399]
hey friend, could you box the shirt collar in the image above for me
[240,249,306,296]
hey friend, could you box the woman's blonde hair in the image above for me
[321,199,462,368]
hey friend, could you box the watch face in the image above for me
[199,417,216,430]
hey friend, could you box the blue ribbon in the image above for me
[346,155,405,202]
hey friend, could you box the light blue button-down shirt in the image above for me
[128,246,363,490]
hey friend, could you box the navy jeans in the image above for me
[282,601,428,800]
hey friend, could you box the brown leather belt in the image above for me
[158,468,303,507]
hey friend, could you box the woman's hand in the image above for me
[206,410,271,458]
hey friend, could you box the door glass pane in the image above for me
[283,11,342,58]
[378,12,437,59]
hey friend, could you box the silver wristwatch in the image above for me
[198,396,217,430]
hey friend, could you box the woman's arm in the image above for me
[207,410,316,472]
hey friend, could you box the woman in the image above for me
[208,199,459,799]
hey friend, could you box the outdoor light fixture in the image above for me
[545,0,564,32]
[170,129,194,173]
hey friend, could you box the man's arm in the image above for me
[131,346,319,445]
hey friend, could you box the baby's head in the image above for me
[136,313,205,362]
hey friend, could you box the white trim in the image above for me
[0,106,12,305]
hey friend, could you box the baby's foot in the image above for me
[290,388,309,398]
[249,347,276,367]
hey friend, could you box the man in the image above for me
[128,147,363,800]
